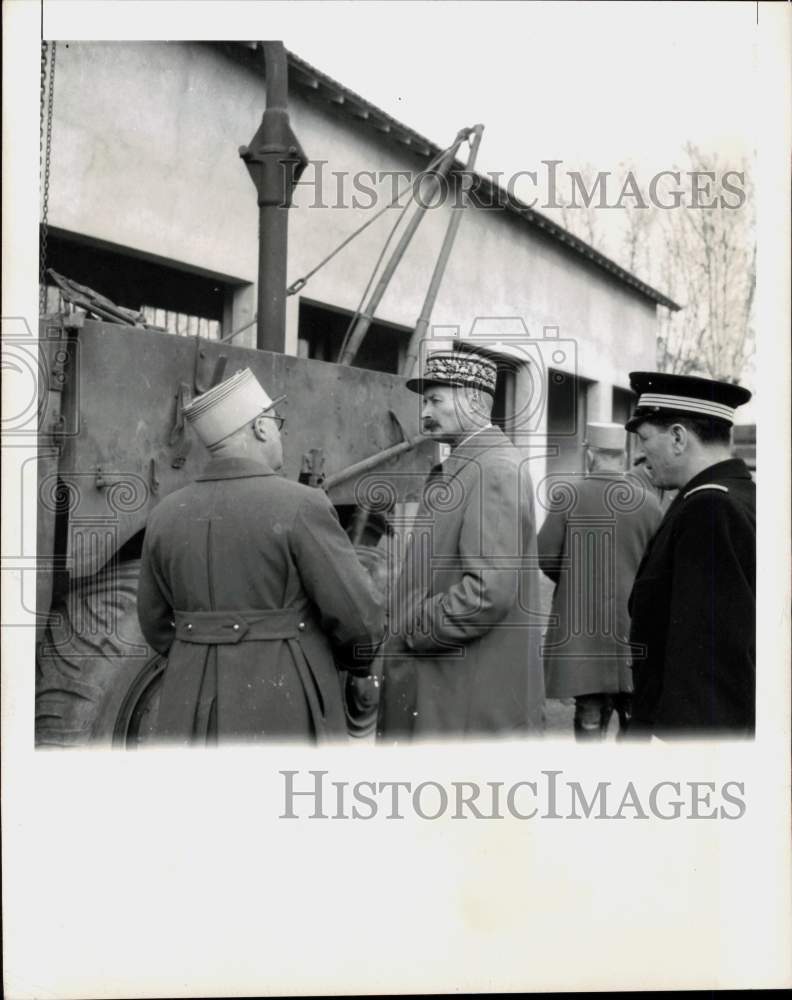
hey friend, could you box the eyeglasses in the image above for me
[260,413,285,431]
[259,394,287,431]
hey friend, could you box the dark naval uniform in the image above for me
[628,458,755,736]
[138,456,384,744]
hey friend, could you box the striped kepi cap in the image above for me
[183,368,284,448]
[625,371,751,431]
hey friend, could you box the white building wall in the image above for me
[46,40,658,501]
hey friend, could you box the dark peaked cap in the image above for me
[625,371,751,431]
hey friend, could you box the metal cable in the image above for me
[287,140,458,302]
[286,196,404,297]
[335,141,462,363]
[40,40,56,315]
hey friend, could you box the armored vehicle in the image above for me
[34,41,529,747]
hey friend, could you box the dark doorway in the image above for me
[546,369,592,475]
[298,299,411,374]
[612,386,635,463]
[41,227,243,337]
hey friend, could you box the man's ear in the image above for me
[469,388,489,417]
[669,422,688,453]
[251,416,269,443]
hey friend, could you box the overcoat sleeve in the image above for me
[290,491,385,672]
[410,457,522,652]
[537,507,567,584]
[655,492,755,730]
[137,521,176,655]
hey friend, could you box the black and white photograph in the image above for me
[2,0,790,995]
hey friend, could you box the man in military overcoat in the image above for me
[377,346,545,740]
[137,368,384,744]
[538,422,662,739]
[624,371,755,737]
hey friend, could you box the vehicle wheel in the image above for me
[35,558,163,749]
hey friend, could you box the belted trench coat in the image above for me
[377,426,545,740]
[137,456,384,744]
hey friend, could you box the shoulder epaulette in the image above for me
[684,483,729,499]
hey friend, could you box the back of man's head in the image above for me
[587,445,625,473]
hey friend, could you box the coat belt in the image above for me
[173,608,313,644]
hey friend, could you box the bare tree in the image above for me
[556,162,608,252]
[552,148,755,384]
[654,144,755,383]
[619,162,656,279]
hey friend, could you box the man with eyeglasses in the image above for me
[137,367,384,744]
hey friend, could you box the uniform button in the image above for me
[297,622,306,632]
[186,623,193,632]
[232,623,240,631]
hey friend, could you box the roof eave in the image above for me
[222,42,682,313]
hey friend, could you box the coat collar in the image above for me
[442,425,512,475]
[451,424,510,457]
[682,457,752,494]
[660,457,751,520]
[195,456,277,482]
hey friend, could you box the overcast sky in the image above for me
[44,0,758,184]
[272,0,757,183]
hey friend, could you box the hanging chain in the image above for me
[40,40,56,314]
[39,41,47,311]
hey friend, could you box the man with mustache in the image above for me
[377,345,545,740]
[625,371,755,737]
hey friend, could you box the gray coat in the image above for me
[137,456,384,744]
[377,426,545,740]
[538,471,662,698]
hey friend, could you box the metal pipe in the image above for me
[323,437,421,491]
[262,41,288,109]
[337,127,472,367]
[239,42,307,352]
[258,195,289,351]
[402,125,484,377]
[220,315,257,344]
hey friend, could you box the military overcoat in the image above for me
[628,458,755,736]
[538,472,662,699]
[137,456,384,744]
[377,426,545,740]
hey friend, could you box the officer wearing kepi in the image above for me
[137,367,384,745]
[624,371,755,738]
[377,345,545,740]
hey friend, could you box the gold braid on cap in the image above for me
[424,353,497,392]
